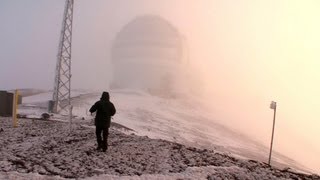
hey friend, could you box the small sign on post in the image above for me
[12,90,19,128]
[270,101,277,110]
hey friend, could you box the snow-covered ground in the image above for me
[0,118,319,180]
[1,88,316,179]
[44,89,308,171]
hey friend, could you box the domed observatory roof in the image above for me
[111,15,184,95]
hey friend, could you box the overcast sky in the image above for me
[1,0,320,173]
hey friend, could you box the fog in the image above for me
[0,0,319,173]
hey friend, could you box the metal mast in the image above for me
[52,0,74,114]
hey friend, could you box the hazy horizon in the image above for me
[1,0,319,173]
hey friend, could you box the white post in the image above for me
[268,101,277,165]
[69,105,73,133]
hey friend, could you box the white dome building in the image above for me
[111,15,185,95]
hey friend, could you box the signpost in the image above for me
[12,90,19,128]
[268,101,277,165]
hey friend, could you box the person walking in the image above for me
[90,92,116,152]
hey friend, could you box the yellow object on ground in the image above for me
[12,89,19,128]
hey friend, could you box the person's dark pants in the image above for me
[96,126,109,151]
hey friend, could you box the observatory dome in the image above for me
[111,15,184,93]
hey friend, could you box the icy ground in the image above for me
[0,118,319,180]
[19,89,309,172]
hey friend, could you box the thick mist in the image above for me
[0,0,319,173]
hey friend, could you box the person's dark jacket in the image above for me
[89,92,116,128]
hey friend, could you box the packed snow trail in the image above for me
[0,118,319,179]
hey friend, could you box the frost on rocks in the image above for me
[0,117,319,180]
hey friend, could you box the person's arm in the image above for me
[89,102,98,114]
[109,103,116,116]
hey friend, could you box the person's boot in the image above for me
[102,143,108,152]
[96,141,102,151]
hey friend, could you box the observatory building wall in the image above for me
[111,15,184,93]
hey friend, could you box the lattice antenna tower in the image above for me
[52,0,74,113]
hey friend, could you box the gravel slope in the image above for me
[0,118,319,180]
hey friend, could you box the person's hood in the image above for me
[100,91,110,101]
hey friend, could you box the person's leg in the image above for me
[102,127,109,152]
[96,127,103,150]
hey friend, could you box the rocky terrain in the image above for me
[0,117,319,179]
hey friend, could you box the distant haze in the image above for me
[0,0,319,173]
